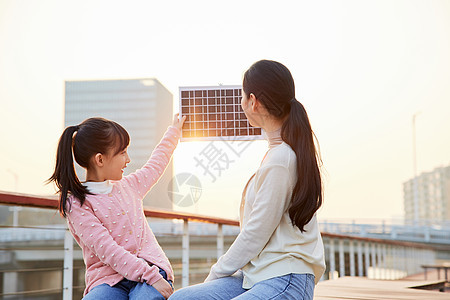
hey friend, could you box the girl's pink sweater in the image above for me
[66,126,180,296]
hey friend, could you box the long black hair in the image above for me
[243,59,323,232]
[48,117,130,217]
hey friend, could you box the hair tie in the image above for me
[290,98,297,104]
[74,125,80,131]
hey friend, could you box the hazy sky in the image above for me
[1,0,449,222]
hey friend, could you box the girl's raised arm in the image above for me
[122,114,186,197]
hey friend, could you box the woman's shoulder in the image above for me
[263,142,296,169]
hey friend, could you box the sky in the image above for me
[0,0,449,223]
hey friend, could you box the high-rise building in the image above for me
[403,165,450,224]
[65,78,174,209]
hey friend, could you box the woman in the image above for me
[170,60,325,299]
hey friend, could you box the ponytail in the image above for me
[243,60,323,232]
[48,125,89,217]
[281,99,323,232]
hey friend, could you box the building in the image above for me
[65,78,174,209]
[403,165,450,225]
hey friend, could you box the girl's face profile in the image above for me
[102,147,131,181]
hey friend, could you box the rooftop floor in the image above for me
[315,274,449,299]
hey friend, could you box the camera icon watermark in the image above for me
[168,173,202,207]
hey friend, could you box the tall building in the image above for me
[403,165,450,224]
[65,78,174,209]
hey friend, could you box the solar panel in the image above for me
[179,86,264,141]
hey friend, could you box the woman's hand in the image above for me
[152,277,173,299]
[172,113,186,131]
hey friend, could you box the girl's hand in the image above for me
[172,113,186,131]
[152,277,173,299]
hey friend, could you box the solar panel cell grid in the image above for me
[179,86,263,141]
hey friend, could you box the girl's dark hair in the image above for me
[243,60,323,232]
[48,117,130,217]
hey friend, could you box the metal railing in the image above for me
[322,233,435,280]
[320,221,450,244]
[0,191,442,299]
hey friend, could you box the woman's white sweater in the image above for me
[205,129,326,288]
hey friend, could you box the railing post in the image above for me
[420,249,425,274]
[399,246,404,277]
[182,219,189,287]
[415,248,419,274]
[377,244,382,279]
[63,230,73,300]
[382,244,387,279]
[387,245,393,279]
[217,223,224,259]
[403,247,409,276]
[329,239,336,280]
[339,239,345,277]
[400,246,405,278]
[357,241,363,277]
[391,246,395,279]
[349,240,355,277]
[371,243,376,279]
[364,242,370,277]
[3,272,18,295]
[409,247,414,275]
[393,246,399,279]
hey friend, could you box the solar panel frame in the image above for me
[179,85,264,142]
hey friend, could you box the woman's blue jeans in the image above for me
[83,268,172,300]
[169,272,315,300]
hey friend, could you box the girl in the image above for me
[49,114,186,299]
[170,60,325,300]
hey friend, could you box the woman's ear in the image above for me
[249,93,258,112]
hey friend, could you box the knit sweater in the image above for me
[66,126,180,296]
[205,128,326,288]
